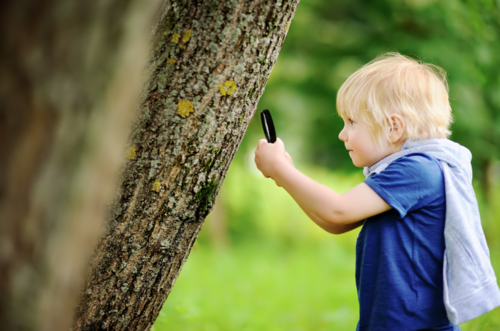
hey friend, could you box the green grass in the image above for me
[153,238,500,331]
[153,239,360,331]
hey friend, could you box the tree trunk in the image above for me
[0,1,160,331]
[73,0,300,330]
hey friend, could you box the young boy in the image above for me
[254,53,500,331]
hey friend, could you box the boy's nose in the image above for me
[338,127,347,142]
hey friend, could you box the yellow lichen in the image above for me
[177,99,194,117]
[182,29,192,43]
[179,45,186,50]
[219,80,237,96]
[167,58,177,64]
[125,147,136,160]
[285,22,290,30]
[152,180,161,192]
[171,33,181,42]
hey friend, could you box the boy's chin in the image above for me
[351,161,364,168]
[349,157,362,168]
[352,160,372,168]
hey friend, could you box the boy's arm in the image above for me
[298,204,364,234]
[278,152,363,234]
[278,151,365,234]
[255,139,392,226]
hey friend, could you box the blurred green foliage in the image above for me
[154,0,500,329]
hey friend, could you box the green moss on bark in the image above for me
[194,180,218,215]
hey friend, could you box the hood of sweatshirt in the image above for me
[364,139,472,181]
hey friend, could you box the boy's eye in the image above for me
[348,119,355,126]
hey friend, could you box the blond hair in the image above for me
[336,52,452,145]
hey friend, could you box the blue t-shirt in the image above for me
[357,153,452,331]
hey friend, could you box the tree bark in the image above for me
[0,1,160,330]
[73,0,300,330]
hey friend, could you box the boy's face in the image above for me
[338,117,397,168]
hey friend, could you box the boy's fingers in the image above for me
[258,138,284,150]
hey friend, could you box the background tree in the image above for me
[73,1,300,330]
[0,1,160,330]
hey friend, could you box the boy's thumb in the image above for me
[258,139,267,147]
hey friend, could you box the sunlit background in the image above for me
[154,0,500,329]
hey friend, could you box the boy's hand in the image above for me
[254,138,291,186]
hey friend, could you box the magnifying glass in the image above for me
[260,109,276,143]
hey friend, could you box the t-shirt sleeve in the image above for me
[364,154,444,219]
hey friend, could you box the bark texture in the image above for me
[0,1,159,330]
[73,0,300,330]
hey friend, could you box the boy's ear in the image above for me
[388,114,405,143]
